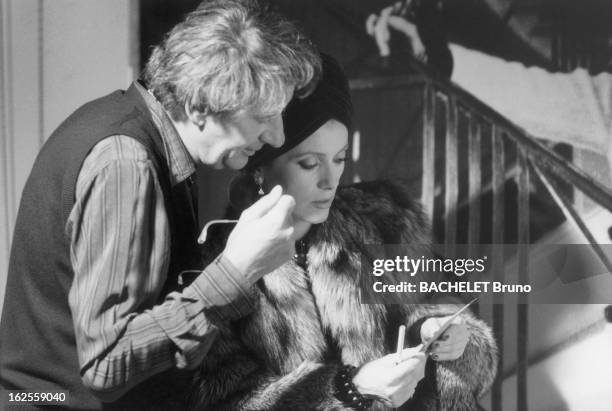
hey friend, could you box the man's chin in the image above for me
[222,153,248,170]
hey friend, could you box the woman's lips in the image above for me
[312,198,334,209]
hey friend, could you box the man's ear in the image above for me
[185,102,207,131]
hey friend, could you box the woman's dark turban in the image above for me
[246,53,353,168]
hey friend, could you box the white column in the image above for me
[0,0,136,314]
[0,0,43,315]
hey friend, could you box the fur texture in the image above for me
[191,181,497,410]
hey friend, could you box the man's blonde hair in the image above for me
[144,0,321,121]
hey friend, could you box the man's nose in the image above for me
[260,115,284,148]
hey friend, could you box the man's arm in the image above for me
[67,135,254,401]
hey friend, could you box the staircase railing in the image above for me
[349,58,612,411]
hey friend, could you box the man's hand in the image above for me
[365,0,453,78]
[366,5,393,57]
[352,347,426,408]
[421,316,469,361]
[222,185,296,283]
[366,1,426,61]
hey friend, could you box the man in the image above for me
[0,0,321,409]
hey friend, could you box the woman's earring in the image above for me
[254,172,264,195]
[197,120,205,132]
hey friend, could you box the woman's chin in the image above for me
[303,209,330,225]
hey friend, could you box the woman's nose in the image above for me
[319,164,342,190]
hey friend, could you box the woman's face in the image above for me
[261,119,349,225]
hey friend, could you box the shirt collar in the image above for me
[134,81,196,186]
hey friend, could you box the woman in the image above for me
[191,54,497,411]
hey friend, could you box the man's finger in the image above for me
[264,194,296,227]
[366,14,378,36]
[374,6,393,57]
[392,1,403,14]
[388,15,414,35]
[242,185,283,219]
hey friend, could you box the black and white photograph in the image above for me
[1,0,612,410]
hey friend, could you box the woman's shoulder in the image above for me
[334,180,425,221]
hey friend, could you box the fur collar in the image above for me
[194,180,497,411]
[237,180,431,373]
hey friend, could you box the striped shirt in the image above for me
[65,82,254,399]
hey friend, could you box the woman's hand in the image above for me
[351,347,426,408]
[421,316,470,361]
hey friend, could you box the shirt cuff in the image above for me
[185,255,257,321]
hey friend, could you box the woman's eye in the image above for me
[298,160,318,170]
[335,157,347,164]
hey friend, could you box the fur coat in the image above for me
[190,181,498,410]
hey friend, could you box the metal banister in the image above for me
[348,54,612,411]
[349,60,612,213]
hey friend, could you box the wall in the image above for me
[501,321,612,411]
[492,207,612,410]
[0,0,137,314]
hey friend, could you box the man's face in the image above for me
[187,111,285,170]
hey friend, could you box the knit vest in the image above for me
[0,83,200,410]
